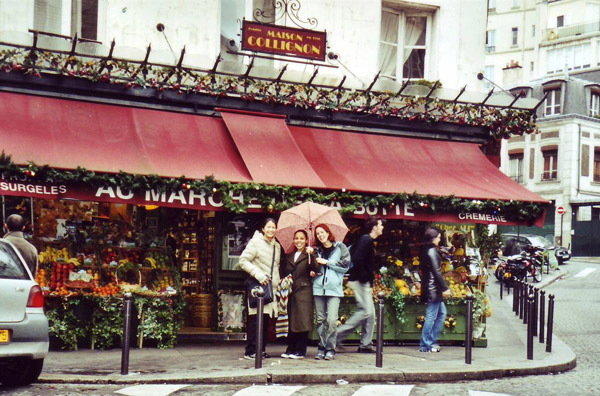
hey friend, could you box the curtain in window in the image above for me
[403,16,426,78]
[379,11,399,78]
[34,0,62,34]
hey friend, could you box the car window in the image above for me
[0,242,28,280]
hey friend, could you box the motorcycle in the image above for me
[554,245,571,264]
[496,247,543,286]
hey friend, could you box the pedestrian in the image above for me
[239,218,281,360]
[279,230,317,359]
[3,214,38,276]
[336,216,384,353]
[312,224,349,360]
[419,227,451,353]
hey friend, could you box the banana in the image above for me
[68,258,80,266]
[145,257,157,269]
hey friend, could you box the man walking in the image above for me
[4,214,38,275]
[336,216,384,353]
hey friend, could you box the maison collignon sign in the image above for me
[241,20,327,61]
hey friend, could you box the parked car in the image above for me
[0,239,48,386]
[500,233,571,264]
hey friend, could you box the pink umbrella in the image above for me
[275,202,349,254]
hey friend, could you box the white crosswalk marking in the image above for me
[469,391,513,396]
[574,268,597,278]
[232,385,305,396]
[115,384,189,396]
[352,384,414,396]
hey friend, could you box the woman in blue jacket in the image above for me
[312,224,349,361]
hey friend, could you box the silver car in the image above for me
[0,238,49,386]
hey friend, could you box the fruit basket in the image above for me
[64,280,94,291]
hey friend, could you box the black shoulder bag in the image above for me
[245,245,276,309]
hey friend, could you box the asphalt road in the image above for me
[1,258,598,396]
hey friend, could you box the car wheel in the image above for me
[0,358,44,386]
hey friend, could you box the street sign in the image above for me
[557,206,565,215]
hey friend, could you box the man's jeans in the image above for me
[313,295,341,352]
[336,281,375,348]
[419,301,447,351]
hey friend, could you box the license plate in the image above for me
[0,329,9,343]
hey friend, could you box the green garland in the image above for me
[0,152,545,222]
[0,46,537,139]
[134,294,185,349]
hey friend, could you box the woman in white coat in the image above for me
[239,218,282,359]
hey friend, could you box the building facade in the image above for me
[488,0,600,255]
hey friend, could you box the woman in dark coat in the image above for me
[419,227,451,353]
[279,229,316,359]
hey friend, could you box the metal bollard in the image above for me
[519,281,525,320]
[524,285,533,325]
[500,280,503,300]
[546,294,555,353]
[533,288,539,337]
[539,290,546,343]
[376,292,385,368]
[512,280,519,314]
[465,294,473,364]
[121,292,133,375]
[527,294,534,360]
[253,286,265,369]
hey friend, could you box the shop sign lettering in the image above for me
[0,181,67,196]
[458,212,507,223]
[242,20,326,61]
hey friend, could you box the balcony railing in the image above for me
[510,175,523,183]
[485,45,496,53]
[542,171,558,181]
[543,20,600,41]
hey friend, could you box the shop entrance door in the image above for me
[572,205,600,257]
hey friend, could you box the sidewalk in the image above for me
[38,268,575,385]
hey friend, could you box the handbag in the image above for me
[245,245,276,309]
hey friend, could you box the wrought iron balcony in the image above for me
[543,20,600,41]
[485,45,496,53]
[510,175,524,183]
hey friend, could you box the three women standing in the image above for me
[239,218,281,359]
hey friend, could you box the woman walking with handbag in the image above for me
[279,230,317,359]
[312,224,349,361]
[239,218,281,360]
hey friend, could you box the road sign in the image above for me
[557,206,565,215]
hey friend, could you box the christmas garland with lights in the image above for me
[0,152,545,222]
[0,46,538,139]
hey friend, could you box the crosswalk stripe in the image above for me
[352,385,414,396]
[469,391,513,396]
[574,268,597,278]
[115,384,189,396]
[232,385,305,396]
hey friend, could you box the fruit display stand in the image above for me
[39,247,184,350]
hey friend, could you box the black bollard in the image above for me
[512,279,519,314]
[465,294,473,364]
[527,294,534,360]
[533,288,539,337]
[376,292,385,368]
[519,281,525,320]
[546,294,555,353]
[253,286,265,369]
[500,280,503,300]
[524,285,533,325]
[539,290,546,343]
[121,292,133,375]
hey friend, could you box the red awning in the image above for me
[288,125,546,202]
[0,91,252,182]
[219,109,326,188]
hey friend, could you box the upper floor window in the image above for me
[547,43,591,73]
[483,65,495,89]
[512,0,519,8]
[594,149,600,182]
[591,91,600,117]
[379,9,431,81]
[511,27,518,46]
[542,149,558,181]
[544,87,561,116]
[488,0,497,12]
[34,0,98,40]
[509,153,524,183]
[557,16,564,28]
[486,30,496,53]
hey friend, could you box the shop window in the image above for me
[34,0,98,40]
[511,27,518,46]
[544,88,561,116]
[542,149,558,181]
[594,149,600,182]
[379,9,431,81]
[509,153,524,183]
[591,92,600,117]
[222,214,272,271]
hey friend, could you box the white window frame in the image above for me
[509,154,524,183]
[544,88,561,116]
[379,8,432,81]
[591,93,600,117]
[486,30,496,53]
